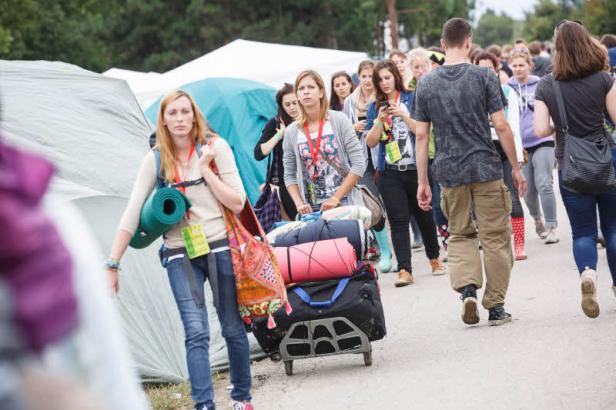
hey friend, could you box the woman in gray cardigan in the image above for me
[283,70,366,214]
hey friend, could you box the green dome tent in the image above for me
[145,77,277,204]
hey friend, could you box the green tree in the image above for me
[523,0,582,42]
[0,0,112,71]
[102,0,380,72]
[473,9,514,47]
[396,0,475,48]
[581,0,616,36]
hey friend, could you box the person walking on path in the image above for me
[534,20,616,318]
[254,83,300,220]
[105,90,254,410]
[408,47,451,259]
[283,70,366,215]
[475,52,527,260]
[414,18,526,326]
[342,60,394,273]
[365,59,447,288]
[508,49,560,245]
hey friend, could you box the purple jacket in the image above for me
[0,141,78,353]
[507,75,554,149]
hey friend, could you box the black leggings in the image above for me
[378,169,440,272]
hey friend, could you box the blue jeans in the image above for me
[166,250,251,410]
[558,149,616,285]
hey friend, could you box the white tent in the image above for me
[0,60,262,383]
[104,39,369,109]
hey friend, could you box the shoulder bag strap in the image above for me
[318,149,349,178]
[551,76,570,134]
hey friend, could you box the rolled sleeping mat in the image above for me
[273,238,358,284]
[129,187,191,249]
[273,219,366,260]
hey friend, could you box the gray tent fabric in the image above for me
[0,60,263,382]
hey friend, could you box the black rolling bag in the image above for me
[252,268,386,354]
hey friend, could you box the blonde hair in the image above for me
[510,49,533,67]
[156,90,209,183]
[407,47,430,65]
[295,70,329,123]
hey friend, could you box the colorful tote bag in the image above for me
[208,137,290,328]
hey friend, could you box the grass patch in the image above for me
[144,373,229,410]
[145,381,193,410]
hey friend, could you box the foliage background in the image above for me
[0,0,613,73]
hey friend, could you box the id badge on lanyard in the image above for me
[384,91,402,163]
[306,180,317,208]
[175,143,209,258]
[303,120,324,208]
[386,140,402,163]
[181,224,210,259]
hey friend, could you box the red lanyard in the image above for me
[174,143,196,195]
[385,91,401,127]
[303,120,325,180]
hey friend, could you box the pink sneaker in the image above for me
[232,401,254,410]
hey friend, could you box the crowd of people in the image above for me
[95,17,616,410]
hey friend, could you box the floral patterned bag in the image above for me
[208,137,290,328]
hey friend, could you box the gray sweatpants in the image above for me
[523,146,558,229]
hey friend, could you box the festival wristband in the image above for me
[374,119,383,127]
[104,258,120,271]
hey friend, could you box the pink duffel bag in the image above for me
[273,238,358,284]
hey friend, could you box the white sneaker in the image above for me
[545,228,559,244]
[580,268,599,318]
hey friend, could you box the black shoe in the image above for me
[460,285,479,325]
[488,304,512,326]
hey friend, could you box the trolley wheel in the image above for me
[284,360,293,376]
[270,352,282,362]
[363,351,372,366]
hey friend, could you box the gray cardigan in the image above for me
[283,110,367,206]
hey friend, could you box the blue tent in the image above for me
[145,77,277,203]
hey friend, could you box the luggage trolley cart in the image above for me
[279,317,373,376]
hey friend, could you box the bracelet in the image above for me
[275,131,283,141]
[374,119,383,127]
[104,258,120,271]
[331,195,341,205]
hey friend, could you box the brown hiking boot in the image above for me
[395,269,414,287]
[430,258,447,276]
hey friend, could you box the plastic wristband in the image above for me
[374,119,383,127]
[104,258,120,271]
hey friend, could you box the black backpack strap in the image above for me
[551,76,569,134]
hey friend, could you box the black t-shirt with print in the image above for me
[535,71,615,161]
[413,63,504,187]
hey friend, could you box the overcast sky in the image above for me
[474,0,538,20]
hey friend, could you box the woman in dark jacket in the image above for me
[254,83,300,219]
